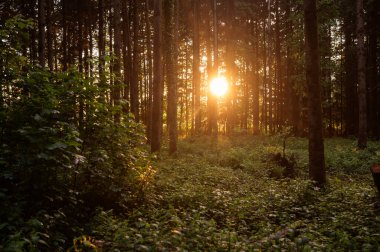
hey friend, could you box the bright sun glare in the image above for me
[210,77,228,97]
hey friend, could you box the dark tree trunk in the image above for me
[151,0,163,152]
[145,0,153,142]
[343,10,358,136]
[225,0,235,135]
[62,0,68,70]
[285,0,300,134]
[131,0,140,122]
[193,0,201,135]
[122,0,131,113]
[274,0,282,130]
[38,0,46,67]
[168,0,179,154]
[208,0,218,136]
[367,0,378,138]
[46,0,53,70]
[206,0,216,135]
[98,0,105,78]
[356,0,367,148]
[304,0,326,186]
[252,20,260,135]
[113,0,122,123]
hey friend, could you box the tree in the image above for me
[304,0,326,185]
[38,0,46,67]
[131,0,140,122]
[193,0,201,135]
[151,0,163,152]
[167,0,179,154]
[356,0,366,148]
[113,0,122,123]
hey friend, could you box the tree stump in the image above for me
[371,164,380,196]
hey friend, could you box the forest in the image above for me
[1,0,380,251]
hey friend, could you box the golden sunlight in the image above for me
[210,77,228,97]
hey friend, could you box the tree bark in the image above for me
[38,0,46,67]
[131,0,140,122]
[46,0,53,70]
[168,0,179,154]
[193,0,201,135]
[113,0,122,123]
[356,0,367,148]
[225,0,235,135]
[304,0,326,186]
[151,0,163,152]
[367,0,378,138]
[252,20,260,135]
[145,0,153,142]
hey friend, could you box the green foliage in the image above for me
[0,17,152,251]
[89,136,380,251]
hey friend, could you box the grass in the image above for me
[90,136,380,251]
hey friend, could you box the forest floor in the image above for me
[92,136,380,251]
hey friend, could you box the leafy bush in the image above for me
[0,17,153,251]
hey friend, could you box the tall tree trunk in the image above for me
[267,0,273,133]
[122,0,131,113]
[304,0,326,186]
[274,0,282,131]
[145,0,153,142]
[225,0,235,134]
[367,0,378,138]
[46,0,53,70]
[151,0,163,152]
[38,0,46,67]
[206,0,215,135]
[208,0,218,136]
[98,0,105,80]
[131,0,140,121]
[252,20,260,135]
[193,0,201,135]
[285,0,299,134]
[356,0,367,148]
[168,0,179,154]
[113,0,122,123]
[262,17,268,133]
[343,10,357,135]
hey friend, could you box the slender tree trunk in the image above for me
[275,0,282,130]
[262,17,267,133]
[193,0,201,135]
[252,20,260,135]
[343,14,357,135]
[46,0,53,70]
[113,0,122,123]
[122,0,131,114]
[267,0,273,133]
[145,0,153,142]
[208,0,218,136]
[131,0,140,121]
[168,0,179,154]
[38,0,46,67]
[356,0,367,148]
[151,0,163,152]
[225,0,235,135]
[98,0,105,75]
[206,0,215,135]
[367,0,378,138]
[304,0,326,186]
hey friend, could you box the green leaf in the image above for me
[47,142,68,150]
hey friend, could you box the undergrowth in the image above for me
[89,136,380,251]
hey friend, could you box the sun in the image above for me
[210,77,228,97]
